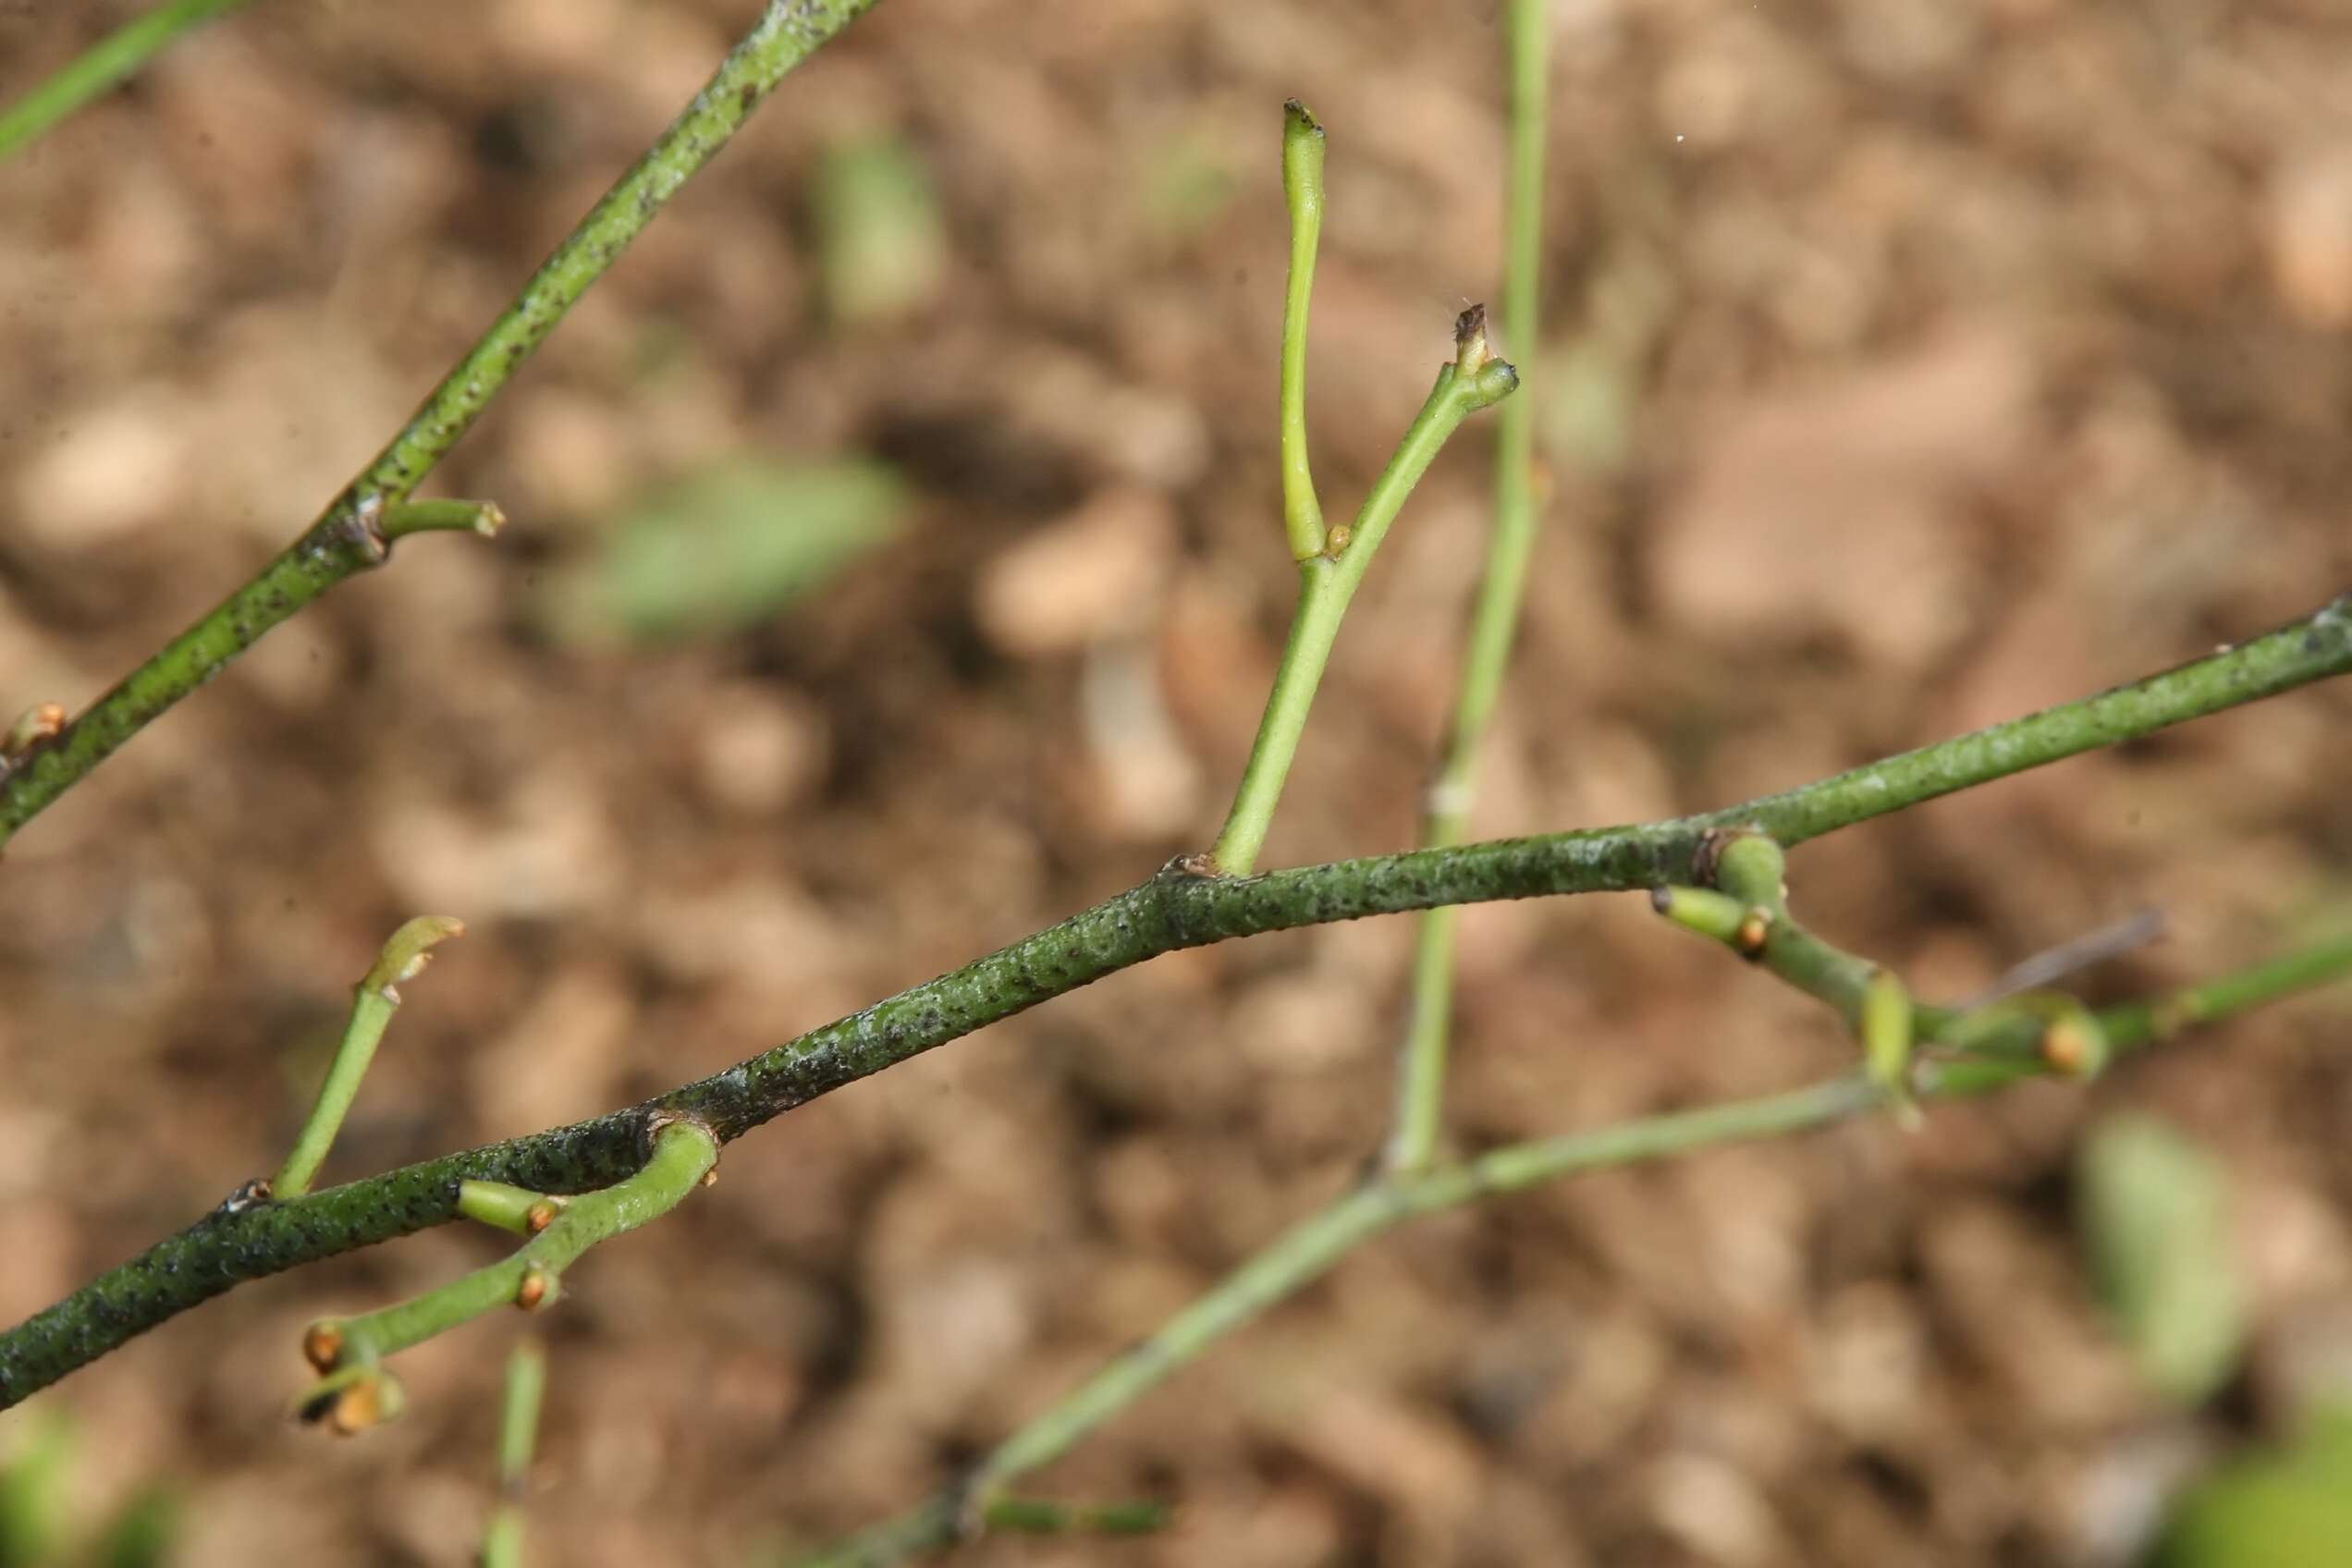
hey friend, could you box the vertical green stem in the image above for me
[1385,0,1550,1171]
[0,0,255,162]
[482,1341,547,1568]
[1279,100,1329,561]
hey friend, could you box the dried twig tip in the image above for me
[1453,303,1493,374]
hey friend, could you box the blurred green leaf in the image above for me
[2152,1408,2352,1568]
[0,1409,71,1567]
[2077,1112,2245,1407]
[90,1487,178,1568]
[550,458,909,643]
[815,134,948,326]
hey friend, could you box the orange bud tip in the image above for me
[1734,909,1773,958]
[2041,1021,2094,1075]
[302,1322,345,1372]
[524,1200,561,1233]
[516,1266,555,1311]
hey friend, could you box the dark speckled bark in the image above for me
[4,594,2344,1406]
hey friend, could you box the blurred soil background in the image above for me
[3,0,2352,1563]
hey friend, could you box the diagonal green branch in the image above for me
[0,0,883,851]
[2,591,2346,1406]
[0,0,258,163]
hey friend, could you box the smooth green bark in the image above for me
[3,593,2346,1407]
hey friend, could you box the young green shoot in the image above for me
[297,1117,717,1434]
[273,916,465,1199]
[1278,100,1329,561]
[1211,310,1518,875]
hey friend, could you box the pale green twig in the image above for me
[273,916,464,1199]
[802,933,2352,1565]
[296,1119,717,1434]
[0,0,883,849]
[481,1341,547,1568]
[1278,100,1329,562]
[1386,0,1552,1173]
[0,0,256,163]
[1653,830,2112,1085]
[383,498,507,541]
[1211,312,1519,875]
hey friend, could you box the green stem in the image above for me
[1929,932,2352,1096]
[1386,0,1551,1174]
[982,1496,1168,1537]
[1278,100,1329,561]
[382,498,506,541]
[307,1120,715,1373]
[481,1341,547,1568]
[4,594,2348,1407]
[274,916,463,1199]
[801,925,2352,1566]
[1211,349,1521,875]
[0,0,883,851]
[0,0,254,162]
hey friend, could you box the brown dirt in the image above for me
[3,1,2351,1564]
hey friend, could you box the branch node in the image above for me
[2,701,66,764]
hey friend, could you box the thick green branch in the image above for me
[0,0,882,849]
[3,592,2346,1407]
[0,0,256,162]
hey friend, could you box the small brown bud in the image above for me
[524,1200,562,1234]
[1734,908,1774,958]
[2040,1020,2095,1076]
[302,1321,344,1371]
[515,1264,556,1311]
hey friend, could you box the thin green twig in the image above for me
[295,1121,715,1433]
[481,1341,547,1568]
[0,0,256,163]
[0,0,883,850]
[1212,313,1520,875]
[802,930,2352,1565]
[274,916,464,1199]
[1277,100,1329,562]
[1387,0,1552,1173]
[2,593,2347,1406]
